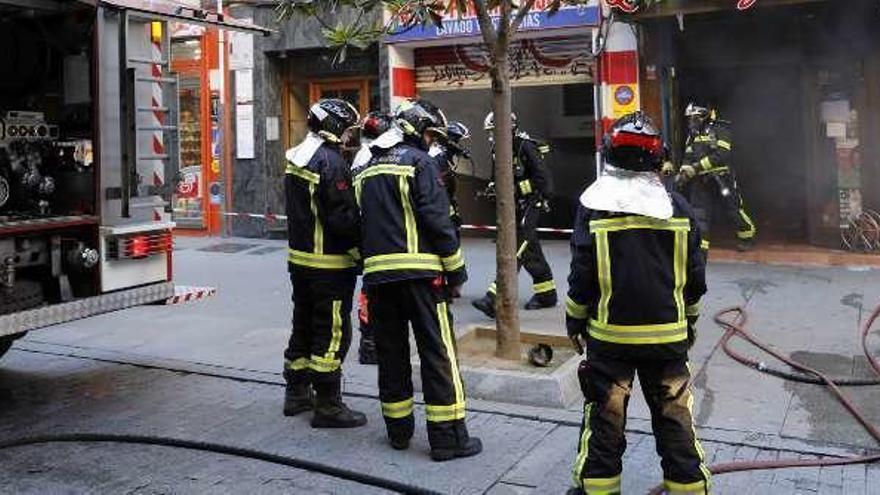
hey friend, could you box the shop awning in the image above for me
[96,0,273,35]
[631,0,827,18]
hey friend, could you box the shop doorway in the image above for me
[284,78,378,150]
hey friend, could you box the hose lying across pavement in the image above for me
[0,433,443,495]
[649,302,880,494]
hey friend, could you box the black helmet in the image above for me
[308,98,360,142]
[360,111,393,140]
[394,99,447,140]
[602,111,664,172]
[446,122,471,144]
[483,111,517,132]
[685,102,711,133]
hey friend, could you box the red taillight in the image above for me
[108,231,172,260]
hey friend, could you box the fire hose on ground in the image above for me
[648,302,880,495]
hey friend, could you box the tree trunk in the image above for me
[490,48,521,361]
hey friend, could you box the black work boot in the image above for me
[387,415,414,451]
[524,290,558,310]
[565,488,585,495]
[358,332,378,365]
[736,238,754,252]
[311,382,367,429]
[283,382,314,417]
[471,294,496,319]
[429,421,483,462]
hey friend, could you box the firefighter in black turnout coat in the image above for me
[472,112,557,319]
[283,99,366,429]
[566,112,711,495]
[354,99,482,461]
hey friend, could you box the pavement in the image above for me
[1,236,879,494]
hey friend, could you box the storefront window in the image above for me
[171,35,206,230]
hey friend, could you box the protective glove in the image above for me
[536,198,551,213]
[679,164,697,180]
[660,161,676,177]
[566,315,588,355]
[687,315,699,350]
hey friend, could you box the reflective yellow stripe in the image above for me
[589,320,688,345]
[488,282,497,295]
[425,403,466,422]
[566,297,588,319]
[686,301,701,317]
[683,365,713,491]
[693,135,713,143]
[700,239,710,251]
[595,231,611,325]
[673,231,687,322]
[363,253,442,274]
[326,300,343,359]
[441,249,465,271]
[354,164,415,184]
[589,216,691,233]
[516,241,529,258]
[285,357,310,371]
[399,176,418,253]
[518,179,533,195]
[286,164,320,183]
[309,354,341,372]
[308,183,324,254]
[584,475,622,494]
[699,156,713,170]
[382,398,414,419]
[428,301,466,423]
[533,280,556,294]
[697,166,729,176]
[571,402,593,487]
[737,209,757,239]
[716,139,732,151]
[288,249,357,270]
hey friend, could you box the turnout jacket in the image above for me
[355,136,466,287]
[684,119,733,176]
[285,134,360,272]
[491,133,553,202]
[565,192,707,348]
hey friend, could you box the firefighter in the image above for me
[354,99,482,461]
[678,103,756,252]
[427,121,472,234]
[566,112,710,495]
[283,98,366,429]
[472,112,556,318]
[352,111,393,365]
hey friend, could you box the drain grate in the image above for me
[197,243,260,254]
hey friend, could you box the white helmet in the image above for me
[483,111,517,131]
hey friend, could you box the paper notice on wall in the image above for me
[236,104,255,159]
[826,122,847,139]
[229,21,254,70]
[266,117,280,142]
[821,100,849,123]
[235,70,253,104]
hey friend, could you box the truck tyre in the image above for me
[0,281,43,360]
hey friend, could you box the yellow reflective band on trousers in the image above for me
[583,475,622,495]
[309,354,341,373]
[363,253,443,274]
[516,241,529,258]
[684,363,713,492]
[441,249,465,271]
[589,320,688,345]
[566,297,588,319]
[533,280,556,294]
[325,300,343,359]
[285,357,309,371]
[399,176,419,253]
[737,209,757,240]
[288,249,357,270]
[427,301,466,423]
[308,183,324,254]
[381,398,414,419]
[286,164,320,183]
[664,479,709,495]
[518,179,533,195]
[571,402,594,488]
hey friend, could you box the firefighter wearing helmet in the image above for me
[353,98,481,461]
[282,98,367,428]
[566,112,710,495]
[678,103,756,252]
[472,111,556,319]
[426,120,472,235]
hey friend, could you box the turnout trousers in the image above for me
[367,278,470,449]
[572,344,712,495]
[284,268,356,395]
[686,172,756,250]
[486,198,555,298]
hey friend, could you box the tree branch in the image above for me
[495,0,512,47]
[510,0,538,33]
[471,0,498,49]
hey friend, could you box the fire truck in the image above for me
[0,0,269,360]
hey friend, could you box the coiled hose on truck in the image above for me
[649,302,880,494]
